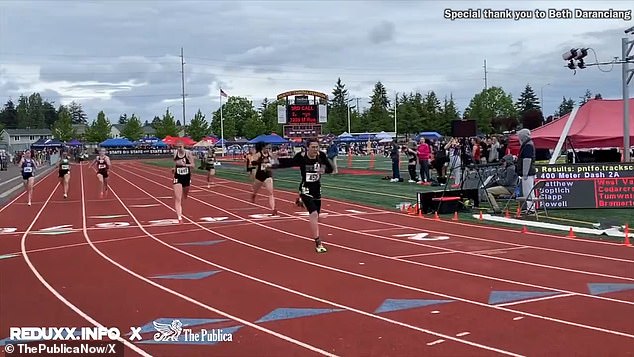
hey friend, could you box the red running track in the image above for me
[0,160,632,356]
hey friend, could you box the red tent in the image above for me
[509,98,634,153]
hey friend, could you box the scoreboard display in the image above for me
[287,105,319,124]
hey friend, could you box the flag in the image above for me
[220,89,228,98]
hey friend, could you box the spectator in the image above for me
[389,143,401,182]
[516,128,537,213]
[402,145,418,183]
[417,138,431,183]
[485,155,519,213]
[489,136,500,163]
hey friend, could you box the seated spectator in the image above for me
[485,155,519,213]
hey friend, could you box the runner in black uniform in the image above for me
[91,148,111,198]
[273,138,333,253]
[58,153,71,199]
[251,142,277,215]
[245,147,256,181]
[204,147,216,188]
[18,151,37,206]
[172,141,196,223]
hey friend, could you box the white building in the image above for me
[0,128,53,152]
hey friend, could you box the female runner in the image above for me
[273,138,333,253]
[58,152,71,198]
[172,140,196,223]
[204,147,216,188]
[250,142,277,215]
[91,148,111,198]
[18,150,37,206]
[245,146,256,181]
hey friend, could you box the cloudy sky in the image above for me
[0,0,632,126]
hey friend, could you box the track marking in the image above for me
[17,180,151,356]
[80,166,339,356]
[109,168,525,356]
[495,293,575,307]
[427,339,445,346]
[513,317,524,321]
[117,165,634,341]
[457,332,471,337]
[393,246,531,259]
[0,228,17,233]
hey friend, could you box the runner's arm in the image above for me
[274,152,303,169]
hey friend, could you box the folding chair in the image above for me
[500,177,521,214]
[515,180,549,220]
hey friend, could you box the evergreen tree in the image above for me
[556,97,575,117]
[121,114,144,141]
[328,78,349,134]
[515,84,540,114]
[52,106,76,141]
[186,109,211,141]
[0,100,18,129]
[85,111,112,143]
[154,109,179,138]
[367,81,391,131]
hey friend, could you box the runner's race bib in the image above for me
[98,164,106,169]
[61,165,70,170]
[176,167,189,175]
[306,172,320,182]
[23,167,33,173]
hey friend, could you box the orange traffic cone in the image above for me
[478,210,483,220]
[452,212,459,221]
[515,206,521,218]
[418,206,423,217]
[521,226,528,234]
[567,227,576,238]
[504,209,510,218]
[624,224,631,247]
[434,211,440,221]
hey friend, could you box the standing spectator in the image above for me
[472,138,482,164]
[516,129,537,213]
[417,138,431,183]
[489,136,500,163]
[445,138,462,187]
[327,141,338,174]
[389,143,401,182]
[402,145,418,183]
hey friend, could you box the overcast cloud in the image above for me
[0,0,632,126]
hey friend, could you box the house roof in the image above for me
[3,128,53,135]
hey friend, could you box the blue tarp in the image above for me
[100,138,135,147]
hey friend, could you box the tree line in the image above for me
[0,81,602,143]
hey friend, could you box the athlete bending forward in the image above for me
[274,138,333,253]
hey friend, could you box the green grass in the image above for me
[145,158,633,243]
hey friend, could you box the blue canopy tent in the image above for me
[99,138,134,147]
[415,131,442,141]
[215,139,228,147]
[32,138,64,148]
[67,139,82,146]
[152,141,168,148]
[247,134,289,144]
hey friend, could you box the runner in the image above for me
[58,152,71,198]
[204,147,216,188]
[273,138,333,253]
[250,142,277,215]
[91,148,111,198]
[245,146,256,181]
[172,140,196,223]
[18,150,37,206]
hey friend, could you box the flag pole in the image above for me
[220,89,225,157]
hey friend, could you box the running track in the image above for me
[1,161,633,356]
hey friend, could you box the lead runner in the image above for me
[273,138,333,253]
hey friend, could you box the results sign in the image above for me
[535,163,634,209]
[287,105,318,124]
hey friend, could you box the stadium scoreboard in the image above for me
[276,90,328,138]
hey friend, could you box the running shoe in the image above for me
[316,244,327,253]
[295,198,304,208]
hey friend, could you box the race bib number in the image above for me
[97,164,106,169]
[176,167,189,175]
[61,164,70,170]
[306,173,320,182]
[173,178,178,184]
[23,167,33,173]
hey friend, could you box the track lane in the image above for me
[1,167,150,356]
[100,166,519,356]
[111,164,634,355]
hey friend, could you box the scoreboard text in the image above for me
[288,105,319,124]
